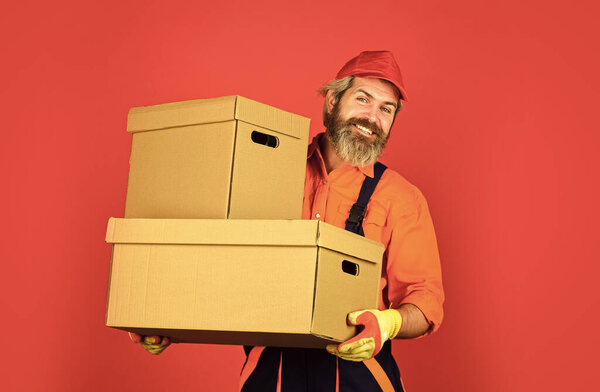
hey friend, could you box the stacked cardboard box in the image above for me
[124,95,308,219]
[105,95,384,348]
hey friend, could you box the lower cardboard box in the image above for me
[105,218,384,348]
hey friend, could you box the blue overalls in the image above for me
[240,163,404,392]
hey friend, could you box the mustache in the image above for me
[345,117,384,137]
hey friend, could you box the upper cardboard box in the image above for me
[123,96,310,220]
[126,95,309,139]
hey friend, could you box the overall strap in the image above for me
[345,162,387,236]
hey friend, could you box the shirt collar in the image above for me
[358,163,375,178]
[307,133,320,159]
[308,133,376,178]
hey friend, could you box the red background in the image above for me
[2,0,599,390]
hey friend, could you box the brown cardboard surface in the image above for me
[115,328,332,348]
[228,121,306,219]
[310,248,382,341]
[127,96,239,133]
[107,218,324,246]
[126,95,308,139]
[124,121,236,219]
[105,218,384,348]
[234,96,307,140]
[123,95,309,219]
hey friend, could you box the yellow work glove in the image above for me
[129,332,171,355]
[326,309,402,362]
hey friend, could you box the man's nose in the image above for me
[364,103,378,123]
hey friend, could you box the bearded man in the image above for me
[133,51,444,392]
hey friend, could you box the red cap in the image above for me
[336,50,408,101]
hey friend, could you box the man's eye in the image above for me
[357,97,368,103]
[381,107,392,114]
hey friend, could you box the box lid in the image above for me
[126,95,309,140]
[106,218,383,264]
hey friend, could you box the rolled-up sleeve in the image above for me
[385,188,444,334]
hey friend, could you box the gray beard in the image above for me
[326,124,388,167]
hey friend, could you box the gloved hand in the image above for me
[326,309,402,362]
[129,332,171,355]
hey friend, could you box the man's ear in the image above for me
[325,90,337,115]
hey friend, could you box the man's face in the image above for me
[325,77,399,167]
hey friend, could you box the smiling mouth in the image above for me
[354,123,373,135]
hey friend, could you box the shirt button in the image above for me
[315,213,321,219]
[323,180,327,185]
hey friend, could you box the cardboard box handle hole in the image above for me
[251,131,279,148]
[342,260,360,276]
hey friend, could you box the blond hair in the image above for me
[318,76,355,127]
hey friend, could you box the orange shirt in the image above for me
[303,134,444,333]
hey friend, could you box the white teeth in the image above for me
[355,124,373,134]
